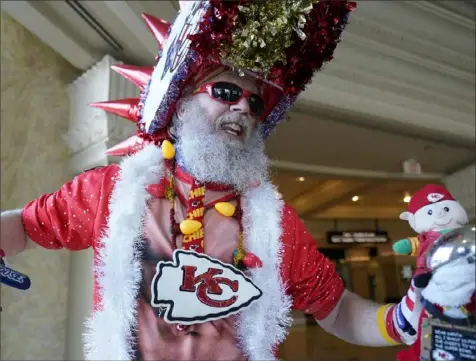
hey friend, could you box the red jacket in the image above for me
[20,165,344,321]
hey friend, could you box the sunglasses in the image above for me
[193,82,265,117]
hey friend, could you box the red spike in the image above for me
[243,253,263,269]
[146,184,166,198]
[90,98,140,122]
[145,178,170,198]
[111,64,153,90]
[141,14,170,49]
[105,136,143,157]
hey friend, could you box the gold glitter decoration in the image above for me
[222,0,316,75]
[165,175,175,203]
[234,233,246,266]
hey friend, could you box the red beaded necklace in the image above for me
[164,160,248,269]
[145,154,263,270]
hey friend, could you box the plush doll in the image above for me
[392,184,469,287]
[392,184,474,361]
[396,225,476,361]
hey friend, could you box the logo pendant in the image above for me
[151,250,262,325]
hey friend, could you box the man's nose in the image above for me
[230,97,251,114]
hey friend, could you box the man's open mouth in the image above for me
[221,122,244,137]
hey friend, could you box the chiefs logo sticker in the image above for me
[427,193,444,203]
[431,349,455,361]
[151,250,262,325]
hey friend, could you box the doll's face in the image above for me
[409,200,468,234]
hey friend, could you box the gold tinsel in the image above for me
[221,0,316,75]
[233,233,246,266]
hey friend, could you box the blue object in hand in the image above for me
[0,259,31,290]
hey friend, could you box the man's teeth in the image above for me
[222,123,243,136]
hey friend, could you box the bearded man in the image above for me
[1,1,425,360]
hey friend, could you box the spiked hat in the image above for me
[91,0,356,156]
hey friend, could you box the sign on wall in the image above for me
[326,231,389,244]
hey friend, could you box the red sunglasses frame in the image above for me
[193,82,265,118]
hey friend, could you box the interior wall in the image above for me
[64,250,94,360]
[443,163,476,221]
[0,12,80,360]
[304,218,414,253]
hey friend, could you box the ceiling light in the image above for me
[298,177,305,182]
[403,195,411,203]
[352,196,359,202]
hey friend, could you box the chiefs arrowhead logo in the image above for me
[151,250,262,325]
[431,349,455,360]
[427,193,444,203]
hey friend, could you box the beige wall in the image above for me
[1,12,80,360]
[443,163,476,221]
[65,249,94,360]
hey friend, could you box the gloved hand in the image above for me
[392,238,415,256]
[392,279,424,345]
[413,271,432,288]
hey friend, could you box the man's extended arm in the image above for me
[282,205,419,347]
[318,289,411,346]
[1,166,118,256]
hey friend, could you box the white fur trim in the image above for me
[237,183,293,361]
[83,145,164,360]
[82,146,292,360]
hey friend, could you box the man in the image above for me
[1,1,422,360]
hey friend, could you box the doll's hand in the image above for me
[393,238,412,255]
[413,271,432,288]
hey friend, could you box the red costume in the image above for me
[21,165,344,317]
[20,160,344,360]
[7,2,363,360]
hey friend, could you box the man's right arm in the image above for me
[0,165,119,257]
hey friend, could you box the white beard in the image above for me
[173,99,269,191]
